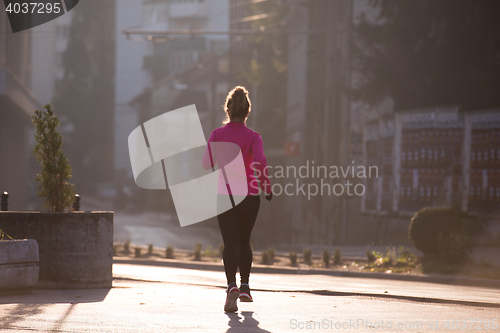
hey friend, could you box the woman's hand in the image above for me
[265,192,273,202]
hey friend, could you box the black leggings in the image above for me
[217,194,260,285]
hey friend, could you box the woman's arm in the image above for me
[251,133,271,195]
[202,130,217,170]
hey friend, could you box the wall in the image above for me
[0,212,113,289]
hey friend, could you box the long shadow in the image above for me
[0,303,44,330]
[226,311,272,333]
[305,289,500,309]
[0,288,110,305]
[50,302,76,333]
[0,288,110,330]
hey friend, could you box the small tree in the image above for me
[194,242,202,261]
[322,250,331,268]
[261,251,270,265]
[267,246,276,262]
[289,251,298,266]
[165,245,174,259]
[333,249,342,265]
[303,248,312,265]
[32,104,75,212]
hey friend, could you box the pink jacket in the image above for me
[202,121,271,195]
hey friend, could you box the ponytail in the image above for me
[223,86,251,124]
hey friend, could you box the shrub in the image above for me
[322,250,330,268]
[113,244,118,256]
[124,240,131,254]
[203,245,218,257]
[397,246,413,259]
[303,248,312,265]
[333,249,342,265]
[0,229,13,241]
[135,247,141,258]
[385,246,396,266]
[409,206,484,264]
[218,243,224,258]
[267,246,276,261]
[32,104,75,211]
[194,242,202,261]
[261,251,270,265]
[148,244,154,255]
[289,251,298,266]
[165,245,174,259]
[366,250,376,263]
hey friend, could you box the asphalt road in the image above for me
[1,263,499,332]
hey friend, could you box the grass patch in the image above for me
[364,246,420,273]
[203,245,218,257]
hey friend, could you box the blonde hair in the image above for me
[223,86,251,124]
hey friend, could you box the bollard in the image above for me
[73,194,81,211]
[1,191,8,211]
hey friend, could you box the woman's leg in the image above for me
[237,195,260,284]
[217,203,239,285]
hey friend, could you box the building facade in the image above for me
[0,10,41,210]
[362,107,500,217]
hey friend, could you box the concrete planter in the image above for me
[0,239,39,291]
[0,211,113,289]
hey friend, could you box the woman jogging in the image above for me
[202,86,272,312]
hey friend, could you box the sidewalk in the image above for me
[113,256,500,290]
[1,261,499,332]
[112,262,500,308]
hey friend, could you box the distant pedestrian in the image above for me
[202,86,272,312]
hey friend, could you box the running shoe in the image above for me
[239,284,253,302]
[224,282,240,312]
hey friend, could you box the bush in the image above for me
[32,104,75,211]
[409,206,484,264]
[259,247,275,264]
[289,251,298,266]
[203,245,218,257]
[135,247,141,258]
[267,246,276,261]
[385,246,396,266]
[165,245,174,259]
[113,244,118,256]
[366,250,376,263]
[261,251,270,265]
[148,244,154,255]
[194,243,202,261]
[397,246,413,259]
[303,248,312,265]
[333,249,342,265]
[124,240,131,254]
[322,250,330,268]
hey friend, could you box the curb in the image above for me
[113,257,500,290]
